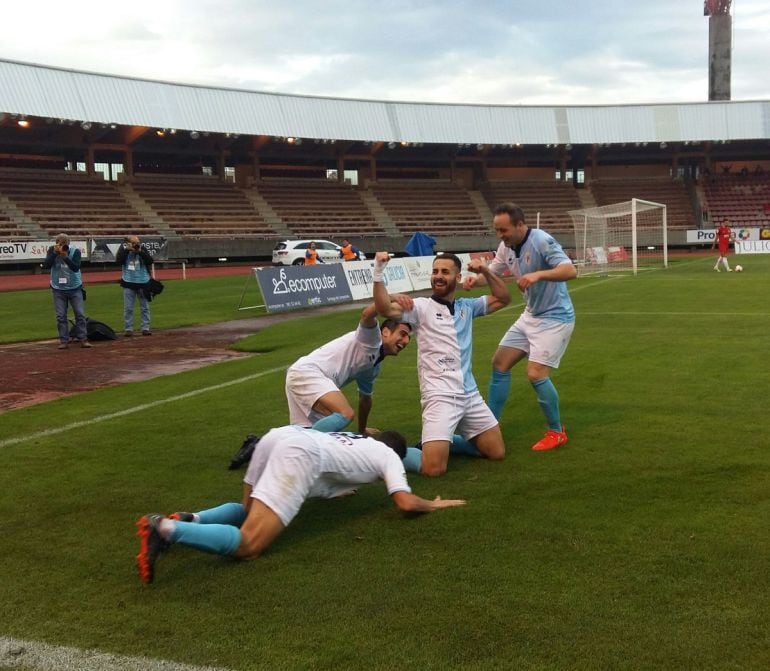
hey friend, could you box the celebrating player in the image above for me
[373,251,510,476]
[136,426,466,583]
[285,301,412,435]
[463,202,577,451]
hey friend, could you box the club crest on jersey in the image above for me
[524,252,531,264]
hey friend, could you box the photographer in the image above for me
[116,235,154,336]
[41,233,91,350]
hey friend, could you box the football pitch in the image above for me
[1,255,768,670]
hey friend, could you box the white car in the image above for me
[271,239,365,266]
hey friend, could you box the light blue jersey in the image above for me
[490,229,574,322]
[402,295,487,395]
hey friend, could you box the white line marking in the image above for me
[0,636,232,671]
[580,311,770,316]
[0,365,286,449]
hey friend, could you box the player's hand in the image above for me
[391,293,414,311]
[462,275,478,291]
[374,251,391,265]
[431,496,467,509]
[466,258,487,274]
[516,272,540,290]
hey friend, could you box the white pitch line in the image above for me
[0,636,232,671]
[580,311,769,316]
[0,365,286,449]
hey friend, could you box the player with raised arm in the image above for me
[463,202,577,451]
[372,251,510,476]
[285,301,412,435]
[136,426,466,583]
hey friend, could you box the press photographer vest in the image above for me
[49,248,82,291]
[122,251,151,284]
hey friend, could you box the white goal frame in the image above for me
[568,198,668,276]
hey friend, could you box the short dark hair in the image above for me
[381,319,411,333]
[434,252,462,272]
[374,430,407,460]
[493,202,526,224]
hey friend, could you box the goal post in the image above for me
[568,198,668,276]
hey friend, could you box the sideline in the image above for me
[0,636,231,671]
[0,365,286,449]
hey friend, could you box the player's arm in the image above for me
[467,259,510,313]
[391,491,466,513]
[372,252,404,319]
[359,302,379,328]
[517,261,576,290]
[357,393,373,434]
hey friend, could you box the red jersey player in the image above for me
[711,221,734,272]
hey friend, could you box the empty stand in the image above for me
[702,173,770,227]
[254,179,385,238]
[131,174,277,238]
[369,180,488,236]
[589,178,695,230]
[479,181,583,234]
[0,168,157,237]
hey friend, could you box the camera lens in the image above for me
[61,244,69,252]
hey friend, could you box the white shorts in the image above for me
[498,312,574,369]
[420,390,498,445]
[285,365,338,426]
[244,426,321,526]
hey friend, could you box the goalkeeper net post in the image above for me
[568,198,668,276]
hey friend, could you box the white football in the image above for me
[735,265,743,272]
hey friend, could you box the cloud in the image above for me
[0,0,766,104]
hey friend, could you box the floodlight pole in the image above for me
[631,198,638,276]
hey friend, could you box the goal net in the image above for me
[568,198,668,276]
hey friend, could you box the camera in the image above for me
[132,243,141,251]
[60,244,69,252]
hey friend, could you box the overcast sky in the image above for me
[3,1,768,105]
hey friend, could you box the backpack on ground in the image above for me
[69,318,117,341]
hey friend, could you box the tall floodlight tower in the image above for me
[704,0,732,100]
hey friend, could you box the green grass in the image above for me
[0,273,266,343]
[1,255,769,670]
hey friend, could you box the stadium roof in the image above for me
[1,58,769,146]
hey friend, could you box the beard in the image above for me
[431,276,456,296]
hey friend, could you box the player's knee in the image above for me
[235,533,267,559]
[485,445,505,461]
[341,408,355,421]
[420,462,448,477]
[527,369,549,384]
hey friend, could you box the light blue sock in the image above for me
[403,447,422,473]
[449,434,482,458]
[170,522,242,555]
[312,412,350,432]
[197,502,246,526]
[488,370,512,420]
[532,377,561,431]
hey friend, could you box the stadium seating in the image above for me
[478,181,583,234]
[130,174,278,238]
[589,177,695,230]
[369,180,489,236]
[702,173,770,227]
[0,168,158,237]
[254,178,385,238]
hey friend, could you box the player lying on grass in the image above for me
[373,251,510,476]
[285,300,412,435]
[136,426,466,584]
